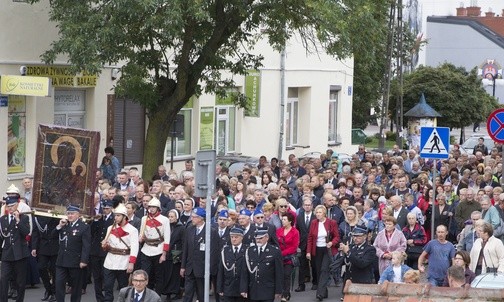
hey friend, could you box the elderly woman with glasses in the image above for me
[442,250,475,287]
[306,205,340,301]
[469,221,504,275]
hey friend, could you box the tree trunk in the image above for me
[142,108,177,180]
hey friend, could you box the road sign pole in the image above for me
[431,159,437,241]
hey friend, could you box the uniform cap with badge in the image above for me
[4,196,18,206]
[102,200,114,209]
[219,210,229,218]
[193,207,206,218]
[229,227,244,236]
[66,204,80,213]
[239,209,252,217]
[254,226,268,238]
[253,209,264,217]
[350,226,367,237]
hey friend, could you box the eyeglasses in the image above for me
[279,205,288,208]
[255,216,264,219]
[132,279,147,282]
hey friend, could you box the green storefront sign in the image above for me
[244,69,261,117]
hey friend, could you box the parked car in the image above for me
[300,151,352,164]
[460,135,494,154]
[471,272,504,289]
[216,154,259,177]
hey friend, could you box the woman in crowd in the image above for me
[339,206,365,245]
[469,221,504,275]
[433,193,455,240]
[261,173,274,191]
[180,198,194,225]
[233,180,247,211]
[218,183,235,210]
[306,205,340,302]
[275,198,297,224]
[262,202,281,229]
[378,251,412,284]
[164,209,185,300]
[442,250,475,286]
[100,156,115,184]
[374,216,407,274]
[279,184,297,207]
[402,213,427,269]
[276,212,300,302]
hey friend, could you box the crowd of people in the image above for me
[2,139,504,302]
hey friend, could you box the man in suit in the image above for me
[31,215,60,302]
[0,196,31,302]
[216,210,231,249]
[237,209,256,246]
[340,226,376,284]
[117,270,161,302]
[126,201,141,231]
[294,197,316,292]
[217,227,246,302]
[53,205,91,302]
[89,200,114,301]
[240,227,283,302]
[253,209,278,246]
[391,195,409,229]
[180,208,220,302]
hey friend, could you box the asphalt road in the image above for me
[22,277,344,302]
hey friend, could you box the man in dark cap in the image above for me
[89,200,115,300]
[53,205,91,302]
[340,226,376,284]
[181,208,219,302]
[217,227,246,302]
[237,209,256,246]
[0,195,31,302]
[240,227,283,302]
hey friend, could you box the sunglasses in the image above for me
[279,205,288,208]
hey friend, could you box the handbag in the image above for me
[171,250,182,264]
[406,244,424,255]
[289,254,300,267]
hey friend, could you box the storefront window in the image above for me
[54,90,86,128]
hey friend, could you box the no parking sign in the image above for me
[487,108,504,143]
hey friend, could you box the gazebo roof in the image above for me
[404,93,442,118]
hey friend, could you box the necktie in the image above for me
[134,292,140,302]
[9,215,14,224]
[234,246,238,255]
[196,228,200,235]
[258,247,262,256]
[306,215,309,226]
[219,230,224,237]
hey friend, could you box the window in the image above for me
[165,109,192,158]
[328,86,341,143]
[7,95,26,174]
[215,107,236,156]
[54,90,86,128]
[286,88,299,147]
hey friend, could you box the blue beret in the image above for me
[239,209,252,216]
[253,209,264,217]
[66,205,80,212]
[351,226,367,236]
[5,196,17,206]
[218,210,229,218]
[193,207,206,218]
[102,201,114,208]
[254,226,269,238]
[229,227,244,236]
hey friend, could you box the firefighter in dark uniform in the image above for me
[240,227,283,302]
[340,226,376,285]
[89,200,114,301]
[32,214,60,301]
[217,227,246,302]
[0,195,31,302]
[53,205,91,302]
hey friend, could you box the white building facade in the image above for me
[1,0,355,190]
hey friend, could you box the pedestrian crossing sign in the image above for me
[419,127,450,159]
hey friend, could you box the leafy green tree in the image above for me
[32,0,385,178]
[390,63,498,130]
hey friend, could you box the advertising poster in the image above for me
[8,95,26,174]
[200,107,214,150]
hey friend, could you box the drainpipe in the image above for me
[278,47,286,160]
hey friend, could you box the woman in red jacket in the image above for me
[306,205,340,301]
[277,212,300,302]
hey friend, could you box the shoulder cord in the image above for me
[59,226,68,248]
[34,217,48,233]
[245,248,258,275]
[221,248,236,273]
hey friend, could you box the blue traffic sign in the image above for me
[419,127,450,159]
